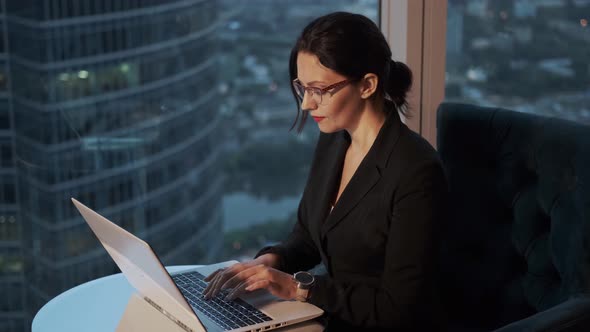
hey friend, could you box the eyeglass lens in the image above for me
[293,82,324,105]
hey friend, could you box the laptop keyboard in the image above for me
[172,271,273,331]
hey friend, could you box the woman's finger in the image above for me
[244,279,271,293]
[203,268,223,282]
[202,274,218,298]
[225,275,268,301]
[241,269,297,300]
[203,268,224,295]
[225,267,276,300]
[224,279,251,301]
[205,263,246,299]
[220,264,264,290]
[204,267,231,298]
[206,271,228,299]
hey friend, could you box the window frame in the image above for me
[380,0,447,148]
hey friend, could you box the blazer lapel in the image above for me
[320,111,403,237]
[321,157,381,236]
[307,131,349,248]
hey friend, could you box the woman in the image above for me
[204,12,448,331]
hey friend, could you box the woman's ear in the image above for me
[359,73,379,99]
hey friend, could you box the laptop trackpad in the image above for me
[243,290,322,320]
[241,289,277,307]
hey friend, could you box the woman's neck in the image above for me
[346,102,386,154]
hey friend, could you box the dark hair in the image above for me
[289,12,412,132]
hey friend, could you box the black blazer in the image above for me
[257,110,448,331]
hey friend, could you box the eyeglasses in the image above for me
[292,78,354,106]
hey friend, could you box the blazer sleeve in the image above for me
[307,159,447,330]
[255,194,322,273]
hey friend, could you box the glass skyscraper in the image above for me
[1,1,22,331]
[0,1,225,331]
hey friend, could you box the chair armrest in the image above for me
[494,295,590,332]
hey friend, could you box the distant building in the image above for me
[0,2,22,331]
[0,1,225,331]
[514,0,537,18]
[447,1,464,56]
[466,0,488,17]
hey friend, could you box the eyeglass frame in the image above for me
[292,78,357,105]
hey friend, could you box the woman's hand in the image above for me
[202,254,297,301]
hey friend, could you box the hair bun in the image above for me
[387,59,412,111]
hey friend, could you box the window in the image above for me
[0,67,8,91]
[0,214,18,241]
[3,182,15,204]
[0,144,12,167]
[444,0,590,123]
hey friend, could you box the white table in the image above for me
[32,266,323,332]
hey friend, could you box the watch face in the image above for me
[295,272,314,285]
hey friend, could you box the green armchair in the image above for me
[436,102,590,331]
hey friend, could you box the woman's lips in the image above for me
[312,116,326,123]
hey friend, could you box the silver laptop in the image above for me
[71,198,323,332]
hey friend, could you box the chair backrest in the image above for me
[436,102,590,329]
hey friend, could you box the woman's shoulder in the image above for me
[383,124,445,184]
[396,124,441,165]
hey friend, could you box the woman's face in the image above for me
[296,51,363,133]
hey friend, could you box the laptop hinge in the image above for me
[143,296,195,332]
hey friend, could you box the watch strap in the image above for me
[295,287,310,302]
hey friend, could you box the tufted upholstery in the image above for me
[436,103,590,331]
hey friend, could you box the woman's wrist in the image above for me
[290,275,299,300]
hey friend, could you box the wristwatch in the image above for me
[293,271,315,302]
